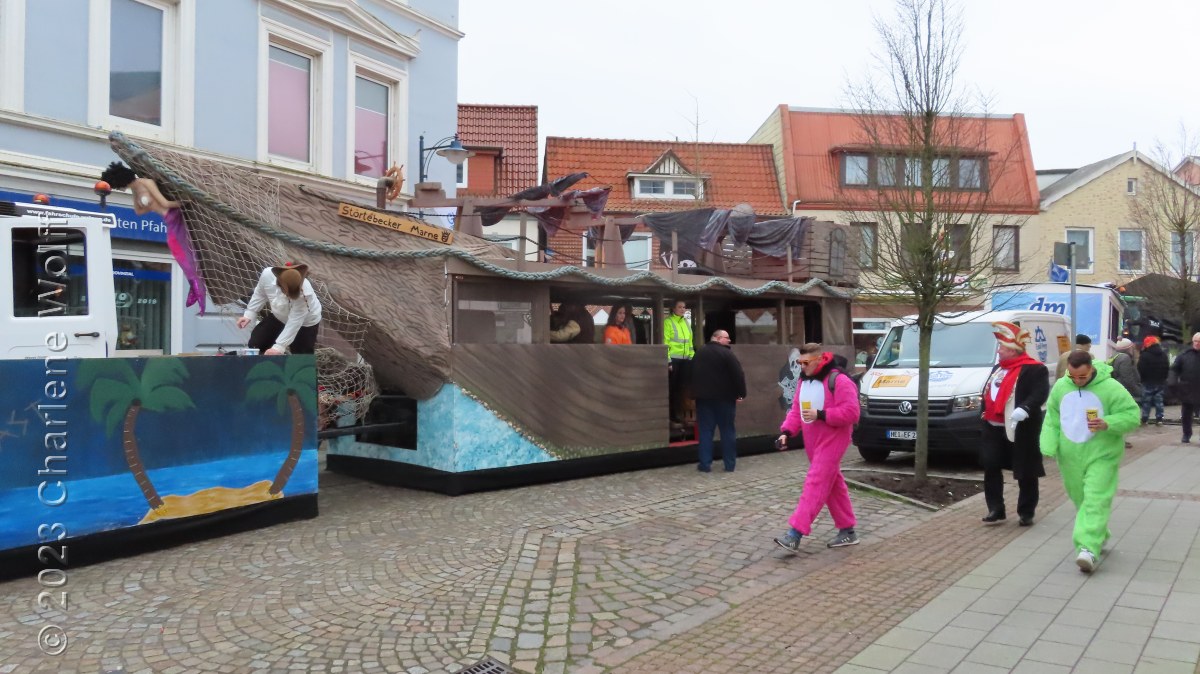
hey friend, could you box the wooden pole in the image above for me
[786,244,794,284]
[518,212,528,271]
[671,231,679,283]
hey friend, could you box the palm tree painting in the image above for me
[78,358,195,511]
[245,357,317,495]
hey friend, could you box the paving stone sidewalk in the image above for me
[0,422,1184,673]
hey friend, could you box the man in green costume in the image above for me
[1040,350,1140,573]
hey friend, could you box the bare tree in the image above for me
[1129,128,1200,337]
[843,0,1031,480]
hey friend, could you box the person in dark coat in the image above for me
[1170,332,1200,443]
[980,321,1049,526]
[1137,335,1169,425]
[689,330,746,472]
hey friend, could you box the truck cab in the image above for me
[0,201,118,358]
[852,309,1070,463]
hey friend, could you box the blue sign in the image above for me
[0,189,167,243]
[991,291,1103,344]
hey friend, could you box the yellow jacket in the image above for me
[664,314,694,360]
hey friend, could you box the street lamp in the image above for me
[418,134,473,184]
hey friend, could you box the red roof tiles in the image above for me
[457,104,539,196]
[543,137,787,216]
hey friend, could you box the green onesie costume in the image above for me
[1040,361,1140,557]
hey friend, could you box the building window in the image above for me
[932,158,951,187]
[852,222,877,270]
[904,157,923,187]
[947,224,970,267]
[268,45,312,163]
[456,160,468,188]
[992,225,1019,271]
[878,156,898,187]
[347,54,407,184]
[110,0,166,125]
[1127,178,1138,195]
[89,0,191,141]
[1118,229,1144,273]
[637,179,665,196]
[1065,228,1094,273]
[1171,231,1195,276]
[673,180,697,197]
[844,154,869,186]
[352,75,389,178]
[623,234,652,271]
[958,158,982,189]
[259,21,332,172]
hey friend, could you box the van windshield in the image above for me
[872,322,998,368]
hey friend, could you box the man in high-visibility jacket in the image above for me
[665,299,694,424]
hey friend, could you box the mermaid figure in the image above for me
[101,161,207,315]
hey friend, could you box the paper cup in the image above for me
[1085,408,1098,421]
[801,401,812,411]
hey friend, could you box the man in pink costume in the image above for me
[774,343,861,551]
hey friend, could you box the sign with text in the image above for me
[0,189,167,243]
[337,203,453,245]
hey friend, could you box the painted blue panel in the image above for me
[24,0,91,122]
[0,355,318,551]
[328,382,554,472]
[991,291,1104,344]
[0,189,167,243]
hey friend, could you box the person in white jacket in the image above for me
[236,263,322,354]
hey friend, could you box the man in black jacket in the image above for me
[1138,335,1169,425]
[1171,332,1200,443]
[980,321,1050,526]
[690,330,747,472]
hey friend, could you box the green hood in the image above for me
[1066,359,1113,391]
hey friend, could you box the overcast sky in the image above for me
[456,0,1199,171]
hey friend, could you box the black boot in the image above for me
[981,511,1006,525]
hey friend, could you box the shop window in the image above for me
[113,259,172,351]
[11,227,89,317]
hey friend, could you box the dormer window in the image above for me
[838,151,988,191]
[632,176,703,200]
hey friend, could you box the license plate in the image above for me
[886,430,918,440]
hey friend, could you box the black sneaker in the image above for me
[774,530,803,553]
[1184,437,1191,444]
[982,511,1006,525]
[1141,418,1148,426]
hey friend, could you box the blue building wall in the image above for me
[192,2,259,156]
[23,0,91,123]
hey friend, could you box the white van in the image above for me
[852,309,1071,462]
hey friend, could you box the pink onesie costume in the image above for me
[780,353,859,535]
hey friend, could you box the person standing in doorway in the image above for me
[1171,332,1200,443]
[1041,351,1140,573]
[1138,335,1168,426]
[773,344,861,551]
[664,300,695,425]
[689,330,746,472]
[979,322,1049,527]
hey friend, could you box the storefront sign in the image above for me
[337,202,454,245]
[0,189,167,243]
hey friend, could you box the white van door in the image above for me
[1,216,116,358]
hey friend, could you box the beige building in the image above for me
[1032,150,1197,287]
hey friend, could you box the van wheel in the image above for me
[858,446,890,463]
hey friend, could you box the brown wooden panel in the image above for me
[730,344,796,435]
[453,344,669,458]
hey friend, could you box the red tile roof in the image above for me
[457,104,539,195]
[774,106,1040,215]
[543,137,787,216]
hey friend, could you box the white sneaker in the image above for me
[1076,548,1098,573]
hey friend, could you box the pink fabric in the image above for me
[164,207,207,315]
[782,369,860,534]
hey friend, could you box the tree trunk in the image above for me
[123,401,164,509]
[269,391,304,495]
[914,317,933,482]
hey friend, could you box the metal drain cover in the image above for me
[459,656,517,674]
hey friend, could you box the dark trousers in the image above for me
[248,313,319,354]
[983,468,1039,519]
[1184,403,1195,440]
[668,358,691,422]
[696,399,737,471]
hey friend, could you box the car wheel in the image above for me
[857,446,890,463]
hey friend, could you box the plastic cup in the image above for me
[801,401,812,411]
[1086,408,1098,421]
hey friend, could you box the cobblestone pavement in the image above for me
[0,422,1176,673]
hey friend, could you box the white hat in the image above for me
[1113,338,1133,351]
